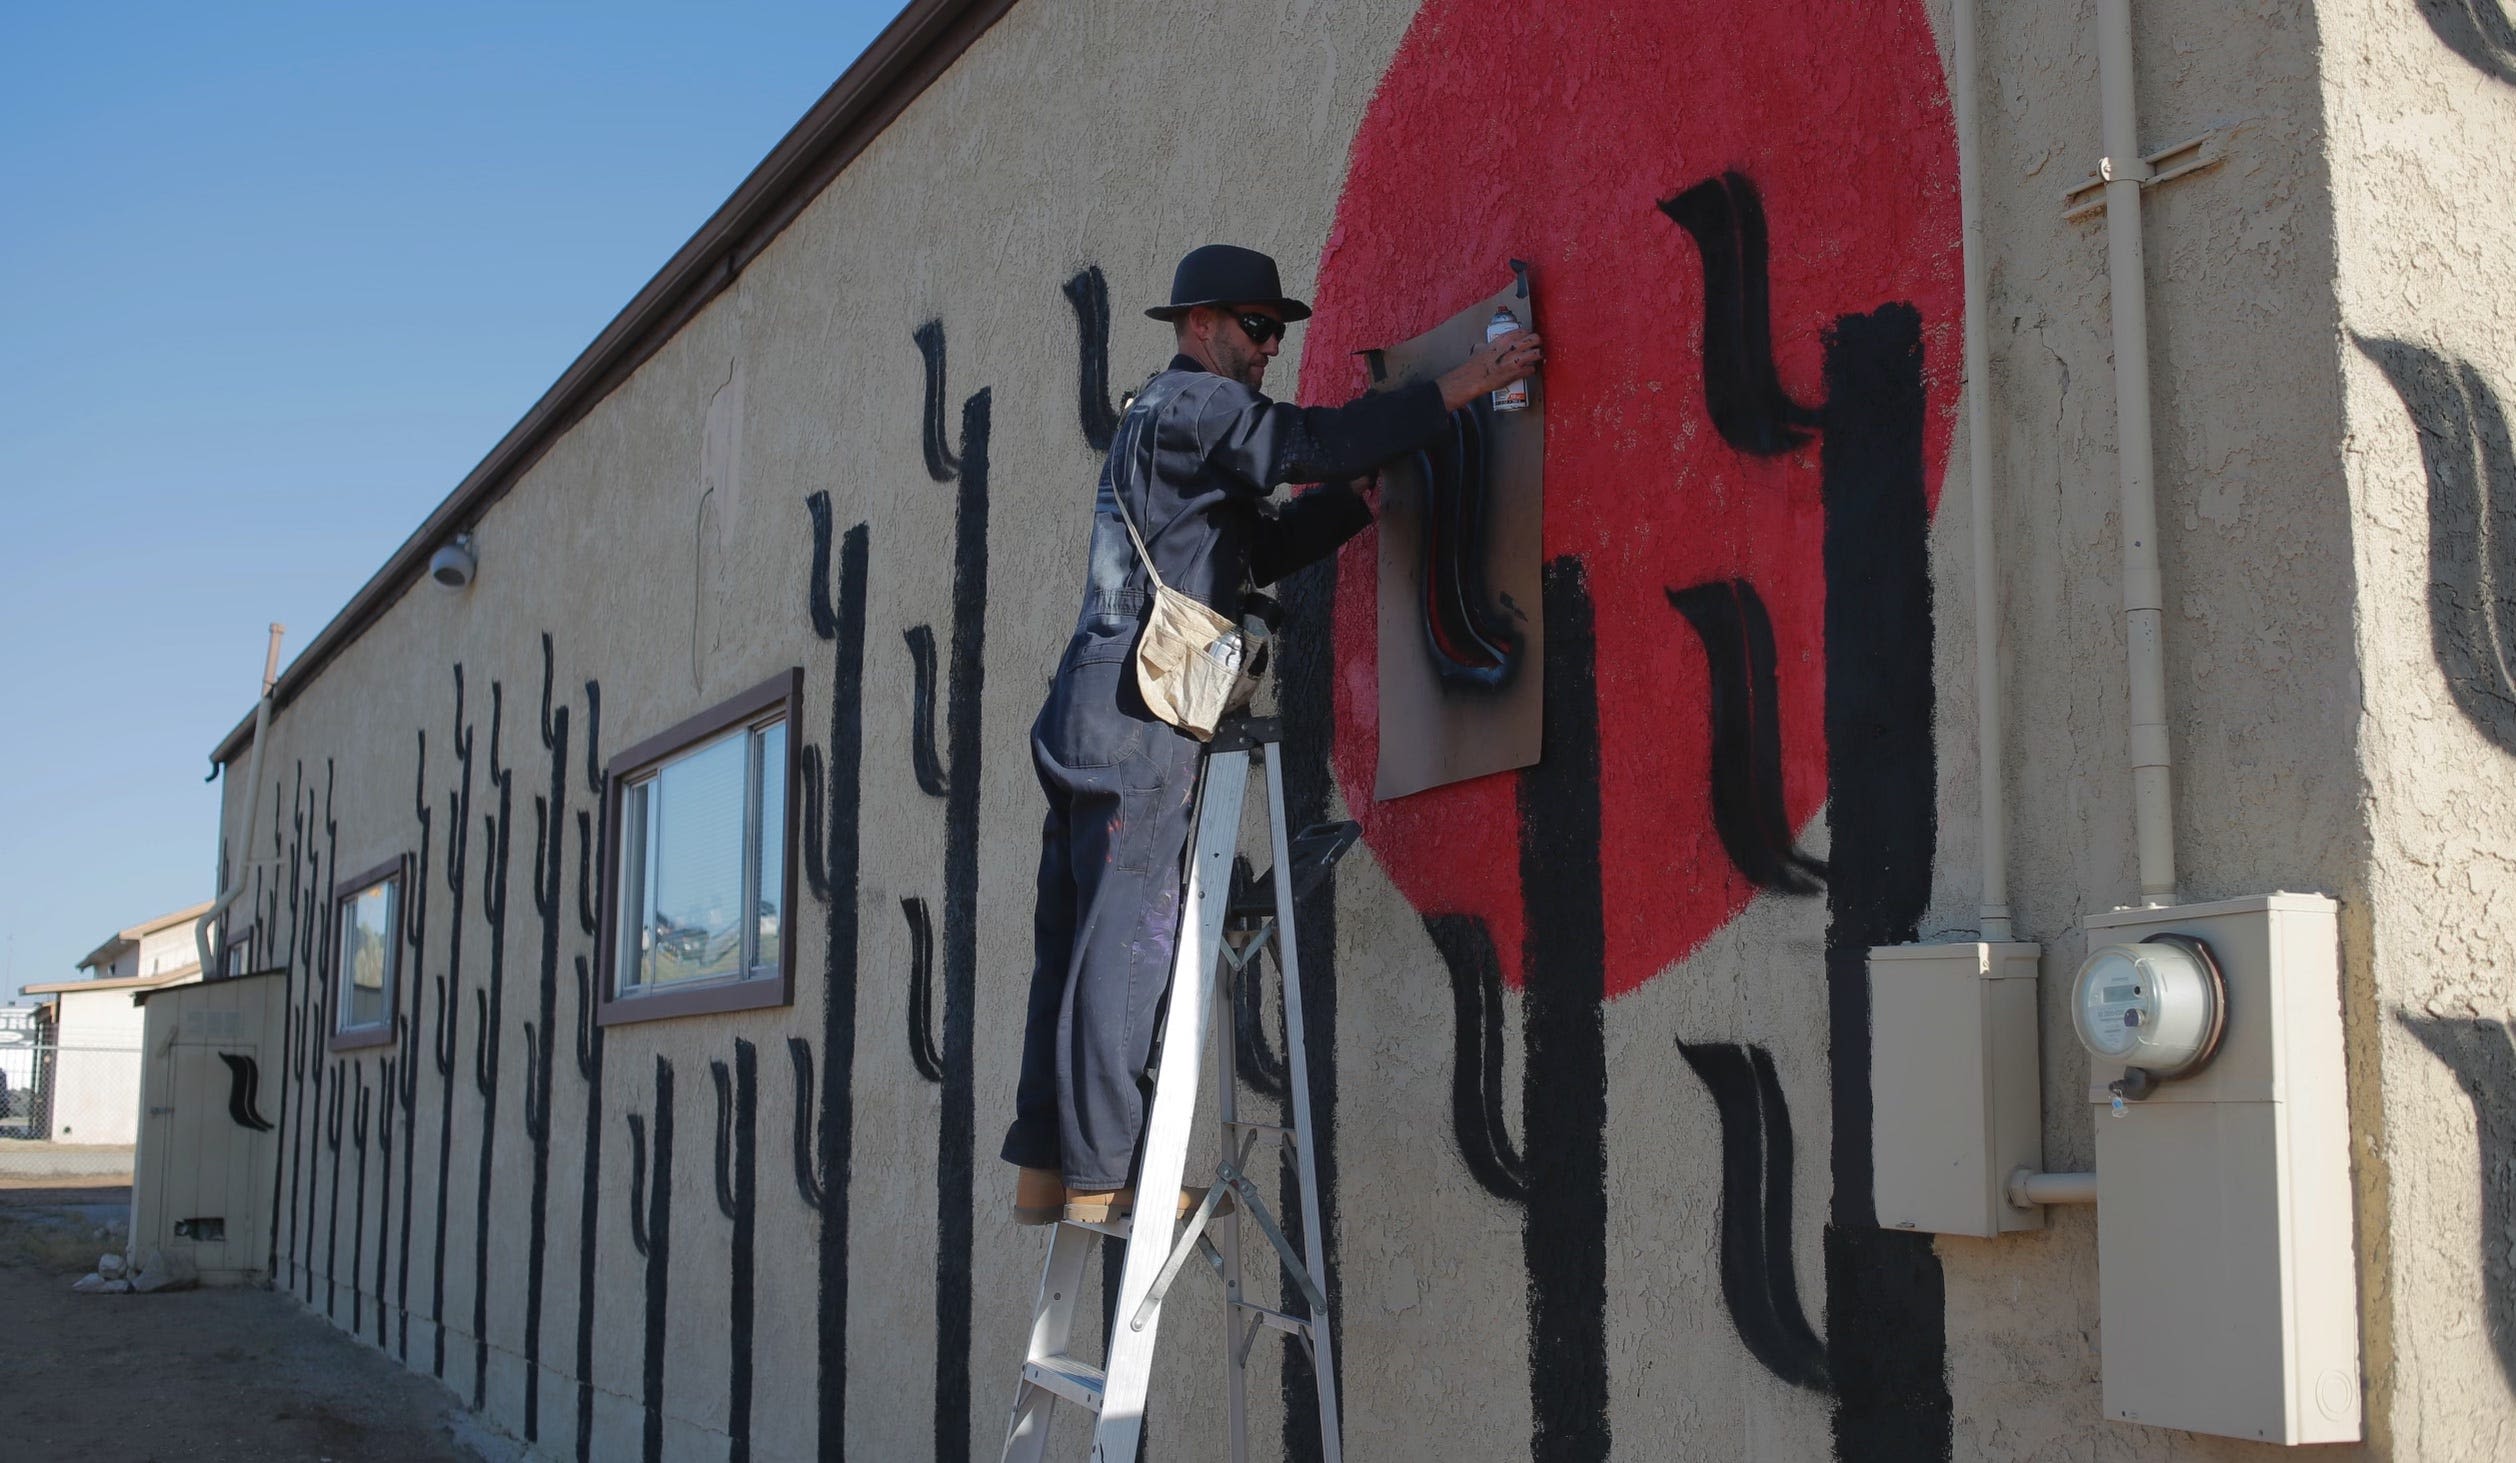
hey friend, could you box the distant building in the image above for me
[19,902,211,1144]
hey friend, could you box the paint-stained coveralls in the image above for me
[1002,354,1450,1187]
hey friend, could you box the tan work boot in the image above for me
[1061,1183,1229,1226]
[1013,1166,1063,1226]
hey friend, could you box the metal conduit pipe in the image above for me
[2096,0,2179,907]
[1954,0,2012,941]
[2009,1167,2100,1208]
[194,625,286,977]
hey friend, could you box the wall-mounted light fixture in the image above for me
[429,533,478,589]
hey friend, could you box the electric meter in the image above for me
[2069,932,2226,1100]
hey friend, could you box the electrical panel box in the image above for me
[1868,941,2044,1236]
[2082,894,2361,1445]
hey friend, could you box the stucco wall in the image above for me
[2322,0,2516,1457]
[193,0,2486,1458]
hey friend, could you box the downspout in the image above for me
[1954,0,2011,941]
[2096,0,2179,906]
[195,625,286,977]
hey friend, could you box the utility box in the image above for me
[1868,941,2044,1236]
[131,969,288,1286]
[2082,893,2360,1445]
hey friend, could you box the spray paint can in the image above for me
[1487,307,1530,412]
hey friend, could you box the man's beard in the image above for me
[1218,337,1265,389]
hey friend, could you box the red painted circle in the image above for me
[1297,0,1961,998]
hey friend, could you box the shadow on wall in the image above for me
[2413,0,2516,86]
[2356,337,2516,755]
[2397,1012,2516,1394]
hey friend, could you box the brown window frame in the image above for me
[595,668,803,1027]
[330,855,408,1051]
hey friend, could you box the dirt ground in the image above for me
[0,1185,493,1462]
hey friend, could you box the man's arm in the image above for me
[1249,480,1374,587]
[1195,326,1544,490]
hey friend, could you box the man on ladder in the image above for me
[997,245,1540,1457]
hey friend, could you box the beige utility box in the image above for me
[131,969,288,1285]
[1868,941,2044,1236]
[2082,893,2360,1445]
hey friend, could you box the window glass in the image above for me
[754,720,785,975]
[616,714,788,998]
[337,879,397,1031]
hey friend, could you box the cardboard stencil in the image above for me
[1369,265,1545,800]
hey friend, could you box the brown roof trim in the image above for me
[209,0,1021,769]
[25,966,204,996]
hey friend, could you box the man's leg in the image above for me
[1003,744,1080,1174]
[1056,728,1204,1190]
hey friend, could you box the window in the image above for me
[598,669,800,1025]
[331,858,404,1050]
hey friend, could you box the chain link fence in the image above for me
[0,1040,144,1150]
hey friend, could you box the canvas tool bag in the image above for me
[1111,404,1259,741]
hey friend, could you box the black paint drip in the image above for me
[1661,173,1821,457]
[395,724,430,1362]
[1668,578,1827,894]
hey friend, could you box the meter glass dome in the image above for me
[2070,939,2222,1077]
[2074,948,2152,1059]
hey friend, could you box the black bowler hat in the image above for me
[1145,244,1313,323]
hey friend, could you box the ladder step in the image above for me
[1231,1300,1315,1337]
[1021,1356,1107,1412]
[1222,1120,1295,1146]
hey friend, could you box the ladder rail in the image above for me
[1262,739,1344,1463]
[1087,746,1246,1463]
[999,730,1344,1463]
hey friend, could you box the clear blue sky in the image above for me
[0,2,897,1002]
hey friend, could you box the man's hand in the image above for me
[1438,326,1545,413]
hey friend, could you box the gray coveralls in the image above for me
[1002,353,1449,1188]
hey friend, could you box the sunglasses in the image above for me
[1223,309,1286,345]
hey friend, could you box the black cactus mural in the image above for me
[395,724,431,1361]
[431,666,476,1380]
[349,1070,372,1335]
[1677,1040,1828,1391]
[1064,264,1123,451]
[793,497,867,1460]
[711,1039,760,1463]
[907,318,991,1463]
[470,678,517,1407]
[1661,172,1821,456]
[323,1066,346,1320]
[218,1053,275,1131]
[571,676,610,1463]
[376,1052,397,1348]
[626,1056,675,1463]
[1668,578,1827,894]
[903,897,943,1083]
[520,635,571,1441]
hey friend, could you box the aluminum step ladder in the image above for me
[1000,716,1349,1463]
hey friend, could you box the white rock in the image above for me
[71,1273,132,1294]
[132,1248,198,1293]
[96,1253,126,1278]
